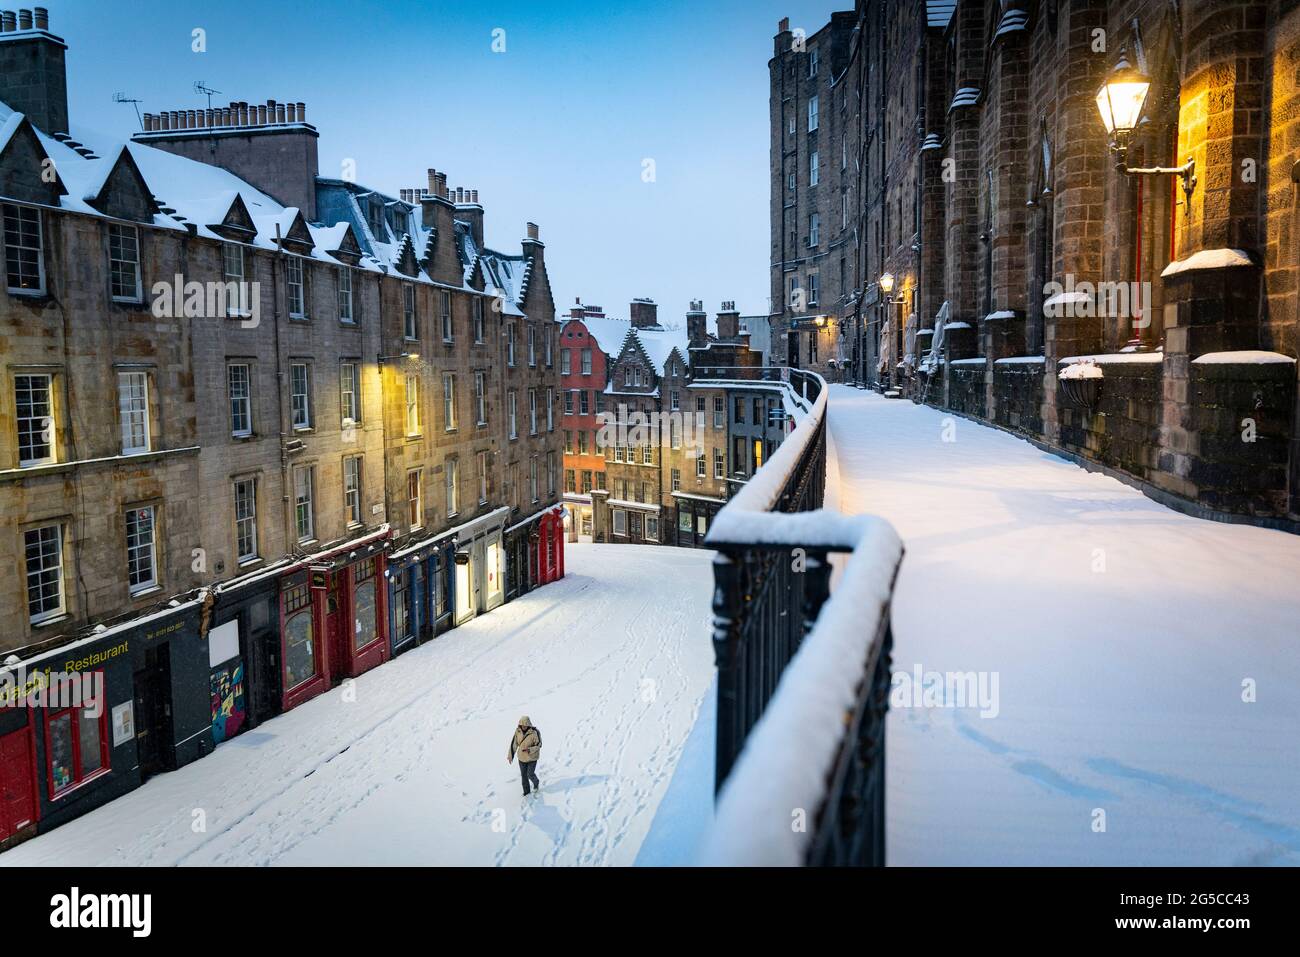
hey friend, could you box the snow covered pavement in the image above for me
[0,544,715,867]
[825,386,1300,866]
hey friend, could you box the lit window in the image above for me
[404,284,417,340]
[408,469,423,530]
[443,373,457,431]
[405,373,421,436]
[446,458,459,517]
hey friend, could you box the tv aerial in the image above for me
[194,81,222,110]
[112,92,143,129]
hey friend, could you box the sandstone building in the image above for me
[0,8,562,843]
[773,0,1300,525]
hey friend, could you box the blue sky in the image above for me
[48,0,840,323]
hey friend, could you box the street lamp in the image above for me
[1096,54,1195,198]
[377,351,420,365]
[878,272,896,298]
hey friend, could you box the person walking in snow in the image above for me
[507,715,542,796]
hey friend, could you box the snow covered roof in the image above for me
[572,315,635,357]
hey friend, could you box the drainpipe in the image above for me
[273,223,293,551]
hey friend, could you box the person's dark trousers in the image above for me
[519,760,540,794]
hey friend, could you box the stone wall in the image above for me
[1057,358,1164,481]
[991,360,1046,436]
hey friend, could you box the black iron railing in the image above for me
[701,370,902,867]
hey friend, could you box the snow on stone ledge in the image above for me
[1059,352,1163,365]
[1192,350,1296,365]
[698,516,903,867]
[1160,248,1254,277]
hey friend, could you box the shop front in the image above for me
[279,534,390,712]
[671,492,725,548]
[3,599,210,834]
[208,573,282,746]
[452,515,508,626]
[386,538,455,656]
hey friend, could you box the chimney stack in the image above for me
[686,299,708,346]
[630,298,659,330]
[717,301,740,339]
[0,5,68,133]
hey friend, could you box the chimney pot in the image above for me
[526,222,539,240]
[435,171,447,195]
[18,9,32,29]
[296,102,305,122]
[779,17,789,32]
[287,102,297,123]
[471,189,478,203]
[33,6,47,29]
[2,12,17,31]
[276,103,286,124]
[427,168,438,194]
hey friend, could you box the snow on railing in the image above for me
[700,516,902,866]
[700,370,905,865]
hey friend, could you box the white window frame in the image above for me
[234,477,259,562]
[117,370,150,454]
[343,456,362,527]
[581,348,592,375]
[290,362,312,429]
[340,361,360,427]
[403,283,417,340]
[446,458,459,517]
[24,524,64,624]
[475,371,487,426]
[408,468,423,531]
[15,372,55,466]
[405,373,421,436]
[443,372,457,431]
[546,387,554,431]
[810,150,819,186]
[293,465,315,542]
[508,390,517,439]
[473,297,485,343]
[338,267,354,323]
[612,509,627,537]
[223,243,248,318]
[441,290,453,342]
[477,450,488,504]
[529,388,538,435]
[125,505,158,595]
[286,256,306,318]
[808,95,819,132]
[228,363,252,437]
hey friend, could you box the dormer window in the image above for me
[367,199,385,238]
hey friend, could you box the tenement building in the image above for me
[0,8,562,845]
[776,0,1300,525]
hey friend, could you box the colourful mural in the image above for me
[210,661,246,744]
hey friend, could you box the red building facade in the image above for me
[560,303,622,541]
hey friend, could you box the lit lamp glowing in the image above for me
[1095,55,1194,196]
[1095,60,1150,154]
[878,272,896,298]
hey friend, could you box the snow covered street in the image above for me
[0,544,715,867]
[825,386,1300,866]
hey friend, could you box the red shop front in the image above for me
[279,540,389,712]
[533,508,566,586]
